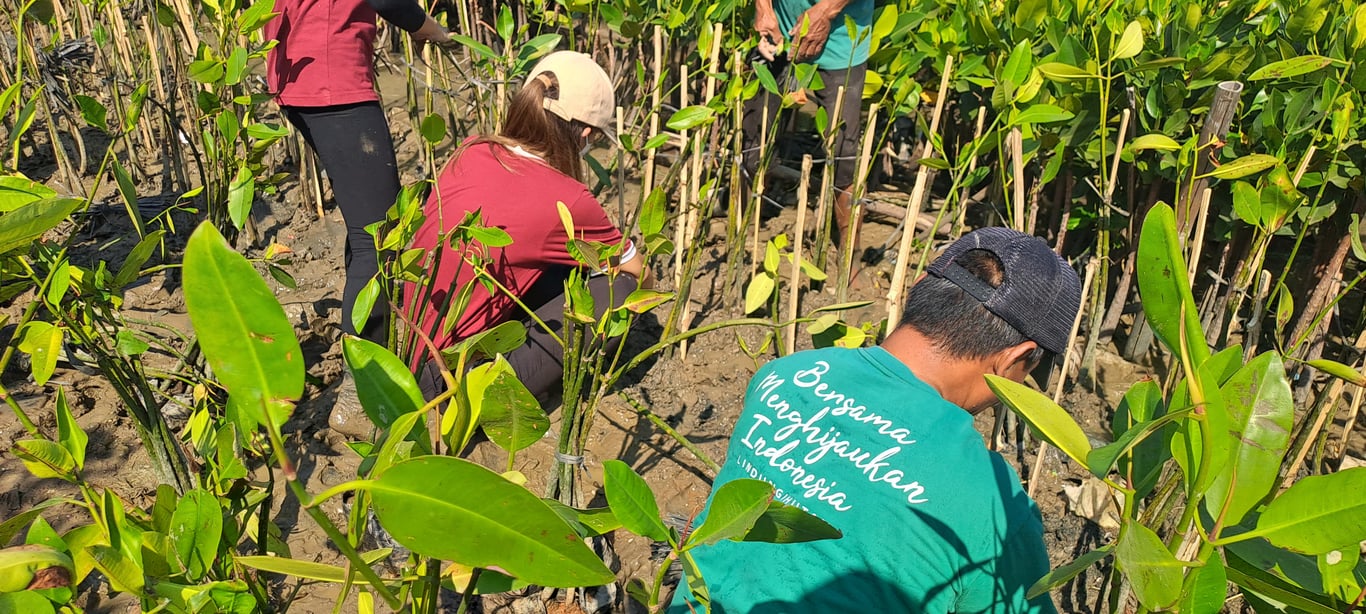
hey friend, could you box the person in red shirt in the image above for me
[406,51,648,407]
[266,0,448,437]
[266,0,449,345]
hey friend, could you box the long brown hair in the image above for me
[451,71,587,180]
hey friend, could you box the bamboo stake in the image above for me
[1283,328,1366,487]
[672,63,690,298]
[837,102,880,294]
[816,86,845,278]
[1009,126,1025,231]
[750,105,769,276]
[955,110,987,237]
[885,56,954,331]
[642,27,663,198]
[1338,382,1365,464]
[1188,188,1212,284]
[786,156,814,355]
[1027,258,1098,497]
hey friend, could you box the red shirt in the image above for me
[265,0,380,107]
[406,142,632,353]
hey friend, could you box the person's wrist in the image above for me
[811,1,840,22]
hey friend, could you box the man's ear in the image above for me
[991,340,1039,379]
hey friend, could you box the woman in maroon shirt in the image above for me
[266,0,448,437]
[407,51,649,410]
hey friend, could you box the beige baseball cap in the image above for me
[527,51,617,143]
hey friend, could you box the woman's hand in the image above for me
[412,15,452,53]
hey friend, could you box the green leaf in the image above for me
[1000,40,1033,87]
[224,47,247,85]
[1135,203,1208,367]
[1253,467,1366,554]
[236,0,277,33]
[495,4,514,41]
[183,222,303,435]
[1258,163,1302,229]
[114,230,163,291]
[368,456,613,587]
[666,105,716,131]
[1248,55,1336,81]
[1112,21,1143,61]
[685,479,773,548]
[1036,62,1096,81]
[0,499,74,545]
[744,273,775,314]
[343,336,426,433]
[350,276,381,335]
[0,174,56,213]
[188,60,225,84]
[0,591,56,614]
[1010,104,1074,125]
[1129,133,1181,152]
[1231,181,1261,227]
[1206,154,1279,179]
[1115,521,1185,609]
[236,551,390,583]
[169,490,222,581]
[477,361,548,454]
[227,166,254,230]
[13,439,76,481]
[986,375,1092,466]
[602,460,670,542]
[0,198,84,255]
[1306,358,1366,386]
[741,501,842,544]
[638,187,667,236]
[88,543,143,593]
[1027,545,1112,599]
[1179,555,1227,614]
[55,389,86,471]
[621,289,673,314]
[466,225,513,248]
[1109,380,1171,497]
[917,157,950,170]
[1204,352,1293,527]
[419,113,446,145]
[73,95,107,132]
[1225,545,1341,614]
[16,321,61,386]
[110,158,144,236]
[753,61,780,95]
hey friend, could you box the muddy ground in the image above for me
[2,66,1187,613]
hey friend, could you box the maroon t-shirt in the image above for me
[265,0,380,107]
[407,142,632,353]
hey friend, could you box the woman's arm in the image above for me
[365,0,450,44]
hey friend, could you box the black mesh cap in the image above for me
[925,228,1082,355]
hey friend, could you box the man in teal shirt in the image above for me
[671,228,1081,612]
[744,0,875,260]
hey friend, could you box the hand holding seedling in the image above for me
[790,0,851,62]
[754,0,784,61]
[412,14,454,54]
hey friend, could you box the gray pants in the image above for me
[742,57,867,189]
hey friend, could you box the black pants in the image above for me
[742,57,867,189]
[417,273,640,407]
[284,101,399,344]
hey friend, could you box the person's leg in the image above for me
[812,64,868,252]
[505,274,641,407]
[740,55,791,186]
[284,102,400,345]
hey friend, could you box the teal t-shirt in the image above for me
[775,0,874,69]
[669,347,1057,613]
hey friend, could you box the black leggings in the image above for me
[284,101,399,344]
[417,274,640,408]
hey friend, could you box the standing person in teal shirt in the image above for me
[671,228,1081,612]
[743,0,875,262]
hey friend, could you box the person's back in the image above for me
[672,227,1081,612]
[671,346,1055,612]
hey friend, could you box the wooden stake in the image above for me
[885,56,954,331]
[1027,258,1098,498]
[750,105,769,276]
[643,27,663,198]
[1009,126,1025,231]
[1188,188,1212,284]
[956,110,987,237]
[786,156,814,355]
[837,102,880,294]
